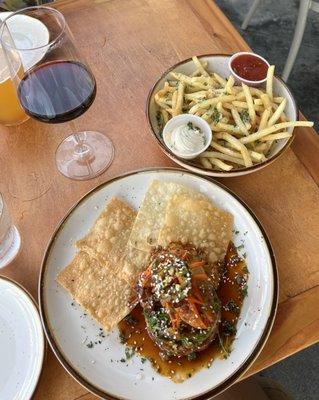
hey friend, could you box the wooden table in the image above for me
[0,0,318,399]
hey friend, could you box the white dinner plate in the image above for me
[0,276,44,400]
[0,11,50,70]
[39,168,278,400]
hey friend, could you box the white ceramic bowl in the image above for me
[228,51,270,86]
[146,54,298,178]
[162,114,212,159]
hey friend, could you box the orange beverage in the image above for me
[0,48,29,126]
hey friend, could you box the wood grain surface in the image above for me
[0,0,318,399]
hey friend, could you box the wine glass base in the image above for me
[56,131,114,180]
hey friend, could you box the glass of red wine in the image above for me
[1,6,114,180]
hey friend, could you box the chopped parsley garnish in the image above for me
[240,285,248,299]
[187,121,194,129]
[222,321,237,336]
[125,346,136,360]
[86,341,94,349]
[218,332,231,359]
[235,274,245,285]
[240,109,250,123]
[224,300,240,316]
[212,107,222,123]
[119,332,127,344]
[187,352,198,361]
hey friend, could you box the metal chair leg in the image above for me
[282,0,311,81]
[241,0,262,30]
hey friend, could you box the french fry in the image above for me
[211,123,242,135]
[192,56,209,77]
[273,96,284,103]
[171,72,207,90]
[240,121,314,144]
[231,107,249,136]
[213,72,227,87]
[202,150,246,166]
[172,82,185,116]
[225,75,235,94]
[209,158,233,171]
[260,93,272,110]
[266,65,275,100]
[267,98,286,126]
[254,99,263,106]
[217,101,231,118]
[190,61,208,77]
[258,109,271,131]
[242,83,256,127]
[171,90,178,111]
[189,95,236,114]
[209,142,263,162]
[161,109,169,125]
[216,132,252,167]
[199,157,212,169]
[261,131,292,141]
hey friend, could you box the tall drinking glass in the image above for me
[1,6,114,180]
[0,194,21,268]
[0,34,29,126]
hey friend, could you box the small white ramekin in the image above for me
[162,114,212,160]
[228,52,270,87]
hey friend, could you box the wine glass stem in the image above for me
[69,122,95,176]
[70,121,92,161]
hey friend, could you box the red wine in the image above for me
[18,60,96,123]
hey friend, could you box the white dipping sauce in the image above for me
[169,122,206,155]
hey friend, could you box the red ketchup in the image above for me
[231,54,268,81]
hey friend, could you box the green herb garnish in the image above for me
[222,321,237,336]
[240,285,248,299]
[212,107,222,123]
[187,352,198,361]
[125,346,136,360]
[240,109,250,123]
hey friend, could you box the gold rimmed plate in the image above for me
[39,168,278,400]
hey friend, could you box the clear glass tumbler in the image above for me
[0,194,21,268]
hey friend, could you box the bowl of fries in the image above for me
[146,54,313,177]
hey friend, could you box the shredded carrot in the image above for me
[192,273,208,281]
[187,295,204,305]
[191,283,205,303]
[187,298,208,329]
[189,261,205,268]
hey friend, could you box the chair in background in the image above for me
[241,0,319,81]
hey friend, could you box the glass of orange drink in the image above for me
[0,44,29,126]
